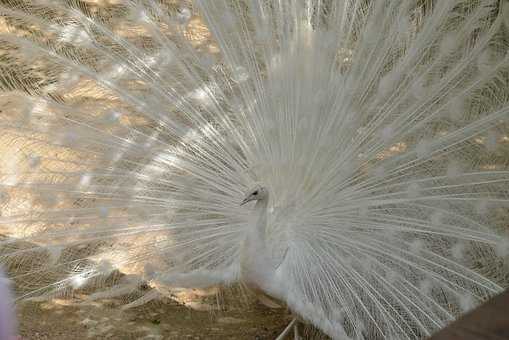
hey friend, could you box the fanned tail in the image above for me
[0,1,508,339]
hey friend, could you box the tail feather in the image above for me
[0,0,508,338]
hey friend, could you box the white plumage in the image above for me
[0,268,16,340]
[0,0,509,339]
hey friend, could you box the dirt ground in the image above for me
[16,291,293,339]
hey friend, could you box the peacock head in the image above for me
[240,186,268,206]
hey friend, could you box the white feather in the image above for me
[0,1,508,339]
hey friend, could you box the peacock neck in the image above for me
[248,198,268,248]
[241,197,278,294]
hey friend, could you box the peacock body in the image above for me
[1,0,509,339]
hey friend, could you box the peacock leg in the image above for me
[275,318,297,340]
[293,321,300,340]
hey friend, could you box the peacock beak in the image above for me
[240,196,251,206]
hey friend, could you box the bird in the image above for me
[0,0,509,339]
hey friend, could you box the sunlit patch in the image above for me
[71,272,90,289]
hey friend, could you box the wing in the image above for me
[155,265,239,289]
